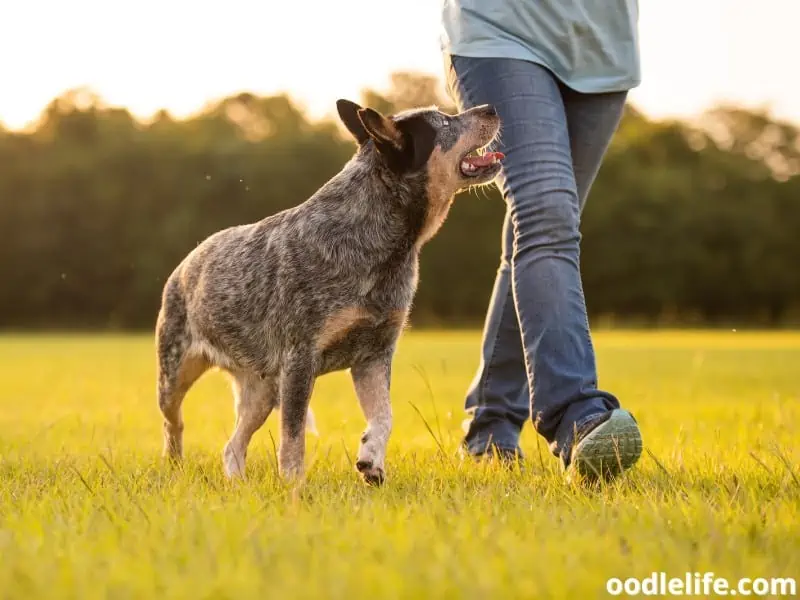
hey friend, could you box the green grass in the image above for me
[1,331,798,599]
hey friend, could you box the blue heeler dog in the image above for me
[155,99,504,485]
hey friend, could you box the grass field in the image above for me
[1,331,798,599]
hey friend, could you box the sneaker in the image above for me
[565,409,642,484]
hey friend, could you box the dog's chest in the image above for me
[315,310,405,375]
[312,257,417,374]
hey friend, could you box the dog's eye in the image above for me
[442,119,450,127]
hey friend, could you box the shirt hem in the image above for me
[441,40,641,94]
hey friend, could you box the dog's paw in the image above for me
[355,460,385,486]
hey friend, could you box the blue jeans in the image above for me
[444,55,628,465]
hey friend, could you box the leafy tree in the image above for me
[0,75,798,330]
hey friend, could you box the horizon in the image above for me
[1,0,798,131]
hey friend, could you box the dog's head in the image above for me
[336,99,504,195]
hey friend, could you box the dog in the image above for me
[155,99,503,485]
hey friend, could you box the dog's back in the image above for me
[161,158,417,378]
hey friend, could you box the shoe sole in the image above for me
[567,409,642,484]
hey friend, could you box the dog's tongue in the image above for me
[465,151,505,167]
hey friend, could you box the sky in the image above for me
[0,0,797,130]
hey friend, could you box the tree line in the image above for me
[1,73,799,330]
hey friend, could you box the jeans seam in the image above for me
[509,211,538,424]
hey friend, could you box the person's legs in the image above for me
[446,55,641,472]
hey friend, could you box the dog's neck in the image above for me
[309,150,431,251]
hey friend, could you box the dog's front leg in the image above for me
[278,352,316,481]
[351,357,392,486]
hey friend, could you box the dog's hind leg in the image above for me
[277,350,316,480]
[223,374,277,479]
[351,357,393,486]
[156,288,209,461]
[157,346,208,461]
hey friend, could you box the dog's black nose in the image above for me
[483,105,498,117]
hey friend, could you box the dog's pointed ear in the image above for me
[336,99,370,145]
[357,107,405,151]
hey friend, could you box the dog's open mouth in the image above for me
[460,148,505,177]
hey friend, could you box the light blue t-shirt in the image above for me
[441,0,641,93]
